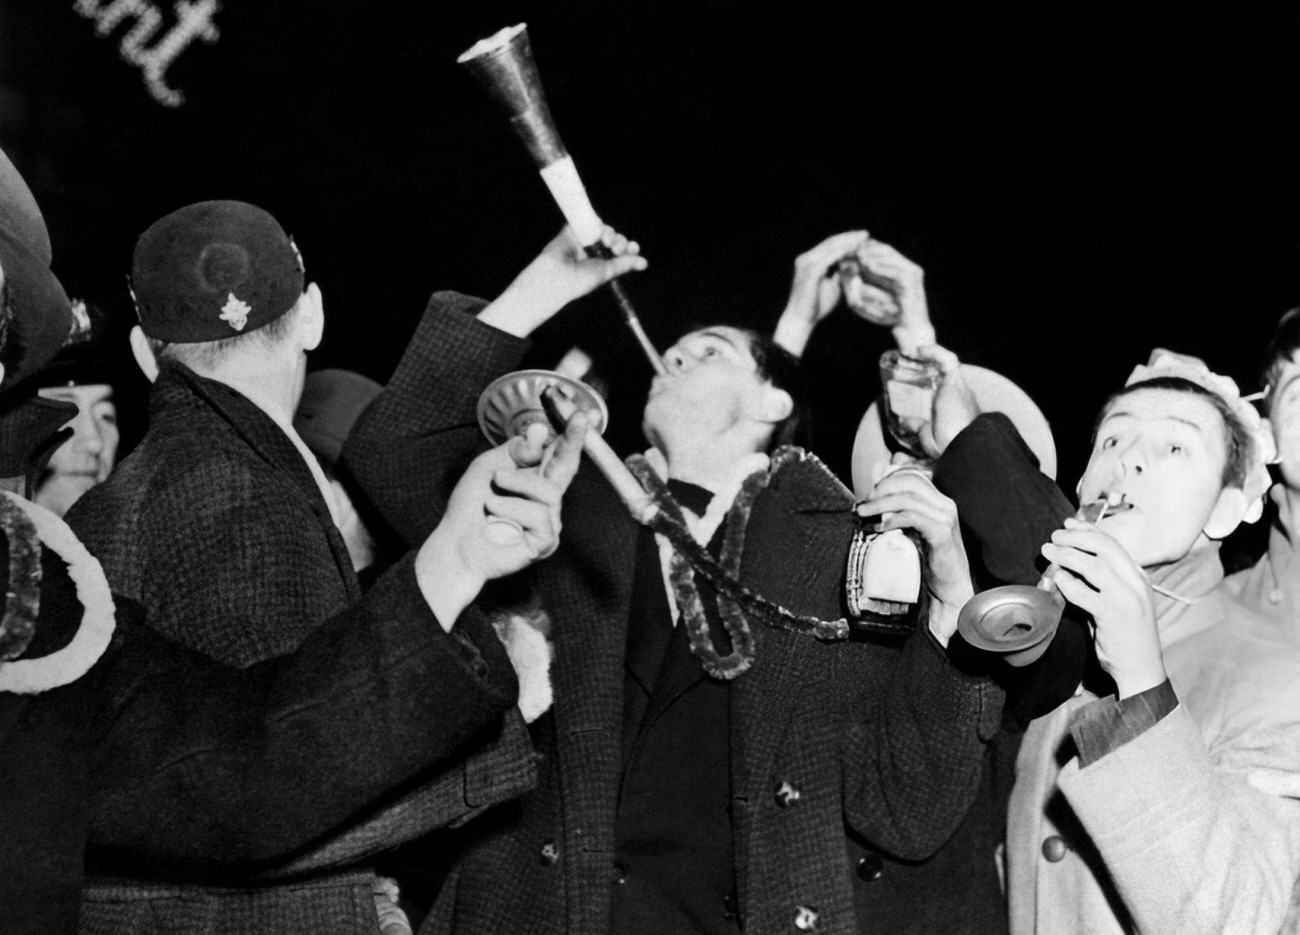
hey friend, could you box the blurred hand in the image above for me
[855,465,973,645]
[416,411,589,629]
[479,225,647,337]
[852,239,931,339]
[1040,518,1166,697]
[773,230,870,357]
[913,344,980,459]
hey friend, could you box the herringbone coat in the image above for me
[344,295,1006,935]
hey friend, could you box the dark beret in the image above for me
[131,200,304,343]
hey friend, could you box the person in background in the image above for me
[31,299,120,516]
[1227,305,1300,626]
[293,367,386,576]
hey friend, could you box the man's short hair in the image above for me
[147,301,299,371]
[1094,375,1251,490]
[1262,305,1300,410]
[739,328,808,452]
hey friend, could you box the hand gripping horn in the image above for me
[458,24,664,375]
[956,495,1129,666]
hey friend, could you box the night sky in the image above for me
[3,2,1299,500]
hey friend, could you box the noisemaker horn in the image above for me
[458,24,665,375]
[956,494,1129,666]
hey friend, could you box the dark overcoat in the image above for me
[64,362,536,933]
[344,295,1006,935]
[2,505,530,934]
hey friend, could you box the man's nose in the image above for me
[1115,438,1144,477]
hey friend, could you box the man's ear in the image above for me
[297,283,325,352]
[751,385,793,426]
[1204,485,1248,541]
[129,325,159,382]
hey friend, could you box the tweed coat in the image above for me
[1,538,522,935]
[64,362,537,934]
[343,293,1006,935]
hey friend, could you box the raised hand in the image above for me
[479,225,648,337]
[774,230,870,357]
[416,410,589,628]
[1041,517,1166,697]
[912,344,980,460]
[855,465,974,645]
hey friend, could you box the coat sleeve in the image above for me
[89,552,530,867]
[933,412,1093,722]
[743,456,1005,860]
[343,291,532,546]
[841,628,1005,860]
[1058,661,1300,933]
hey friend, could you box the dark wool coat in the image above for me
[0,525,526,935]
[343,295,1007,935]
[64,362,536,934]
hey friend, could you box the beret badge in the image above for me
[219,292,251,331]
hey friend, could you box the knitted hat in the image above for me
[130,200,304,343]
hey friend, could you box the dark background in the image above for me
[3,2,1299,493]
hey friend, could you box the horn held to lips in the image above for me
[458,24,665,375]
[956,494,1131,667]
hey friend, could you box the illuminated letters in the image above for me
[73,0,222,107]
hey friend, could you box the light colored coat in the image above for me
[1007,546,1300,934]
[1227,486,1300,629]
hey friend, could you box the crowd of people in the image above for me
[2,138,1299,935]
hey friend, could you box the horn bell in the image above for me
[477,369,609,446]
[458,23,568,168]
[956,584,1067,668]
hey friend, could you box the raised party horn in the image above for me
[956,495,1128,667]
[458,24,665,375]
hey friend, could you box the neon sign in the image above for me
[73,0,222,108]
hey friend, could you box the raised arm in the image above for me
[91,418,589,866]
[344,226,644,545]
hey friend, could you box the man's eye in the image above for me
[1168,443,1183,455]
[702,346,719,358]
[1100,436,1118,450]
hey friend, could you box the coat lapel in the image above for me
[544,465,641,869]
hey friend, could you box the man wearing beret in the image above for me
[2,153,597,932]
[62,199,637,932]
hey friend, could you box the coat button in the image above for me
[855,854,884,882]
[1041,835,1069,863]
[539,841,560,865]
[794,904,820,931]
[723,893,739,919]
[775,780,802,808]
[612,862,628,885]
